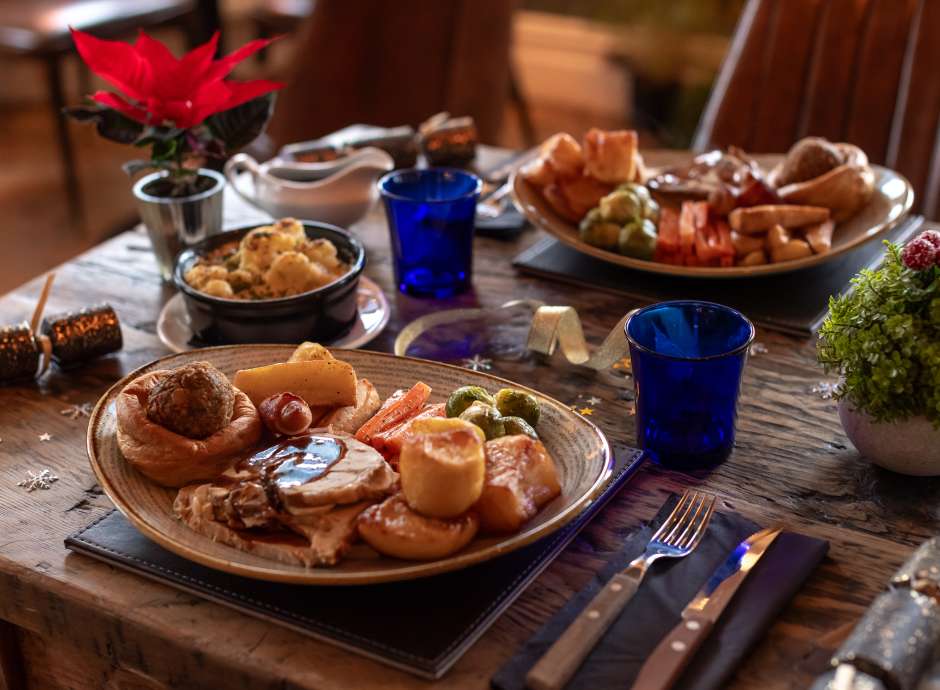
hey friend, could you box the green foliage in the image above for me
[818,243,940,426]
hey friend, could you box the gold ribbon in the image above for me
[394,300,631,371]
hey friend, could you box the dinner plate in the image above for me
[512,163,914,278]
[156,276,390,353]
[87,346,613,585]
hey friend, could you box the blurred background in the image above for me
[0,0,744,292]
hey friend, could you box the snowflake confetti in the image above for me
[60,403,93,420]
[17,469,59,492]
[749,342,768,356]
[462,355,493,372]
[811,381,839,400]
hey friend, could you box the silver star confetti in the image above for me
[749,342,768,356]
[462,355,493,372]
[17,469,59,492]
[811,381,839,400]
[584,395,602,406]
[38,433,52,442]
[60,403,93,420]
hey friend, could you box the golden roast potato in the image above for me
[399,419,486,518]
[357,493,479,560]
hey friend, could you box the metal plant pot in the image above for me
[133,168,225,281]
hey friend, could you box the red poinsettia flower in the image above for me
[71,28,284,129]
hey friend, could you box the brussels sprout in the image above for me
[643,197,660,223]
[617,182,651,203]
[494,388,540,426]
[446,386,496,418]
[618,218,658,260]
[580,209,622,250]
[502,416,539,439]
[459,402,506,440]
[599,189,642,223]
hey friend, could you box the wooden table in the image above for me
[0,149,931,690]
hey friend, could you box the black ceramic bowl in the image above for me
[173,221,366,345]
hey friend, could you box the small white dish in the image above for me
[157,276,390,353]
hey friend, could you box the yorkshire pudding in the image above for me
[116,369,262,487]
[769,140,874,222]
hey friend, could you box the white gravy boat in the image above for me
[224,147,395,227]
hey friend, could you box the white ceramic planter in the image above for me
[839,401,940,475]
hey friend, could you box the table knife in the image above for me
[630,527,782,690]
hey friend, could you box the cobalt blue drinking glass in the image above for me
[379,168,482,298]
[625,300,755,471]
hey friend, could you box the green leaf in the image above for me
[818,243,940,427]
[64,105,143,145]
[205,93,275,153]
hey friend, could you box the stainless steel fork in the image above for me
[526,490,717,690]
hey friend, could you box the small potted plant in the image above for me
[66,29,283,280]
[818,230,940,475]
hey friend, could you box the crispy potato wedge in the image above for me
[233,359,358,408]
[766,224,790,251]
[804,219,835,254]
[730,230,765,257]
[729,205,830,234]
[738,249,767,266]
[770,239,813,263]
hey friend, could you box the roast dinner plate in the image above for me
[512,161,913,279]
[87,346,613,585]
[157,276,390,353]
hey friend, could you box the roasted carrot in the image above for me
[657,207,680,253]
[355,381,431,443]
[370,403,446,465]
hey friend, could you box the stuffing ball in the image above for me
[901,236,938,271]
[146,362,236,439]
[778,137,844,185]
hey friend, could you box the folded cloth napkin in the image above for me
[492,496,829,690]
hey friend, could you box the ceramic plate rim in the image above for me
[512,164,914,278]
[86,345,614,585]
[156,275,390,353]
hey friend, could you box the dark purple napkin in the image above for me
[492,496,829,690]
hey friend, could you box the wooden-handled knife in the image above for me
[630,527,782,690]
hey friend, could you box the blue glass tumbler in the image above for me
[378,168,482,298]
[625,301,755,471]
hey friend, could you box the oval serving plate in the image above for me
[87,346,612,585]
[512,163,913,279]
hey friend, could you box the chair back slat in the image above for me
[797,0,872,142]
[749,0,826,152]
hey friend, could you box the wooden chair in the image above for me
[694,0,940,218]
[264,0,522,148]
[0,0,214,222]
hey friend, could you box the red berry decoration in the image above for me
[920,230,940,248]
[901,236,938,271]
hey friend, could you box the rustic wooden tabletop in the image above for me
[0,148,931,690]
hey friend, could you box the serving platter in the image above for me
[512,163,914,279]
[157,276,390,353]
[87,346,613,585]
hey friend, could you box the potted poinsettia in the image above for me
[67,29,283,280]
[818,230,940,475]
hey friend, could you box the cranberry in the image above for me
[901,237,938,271]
